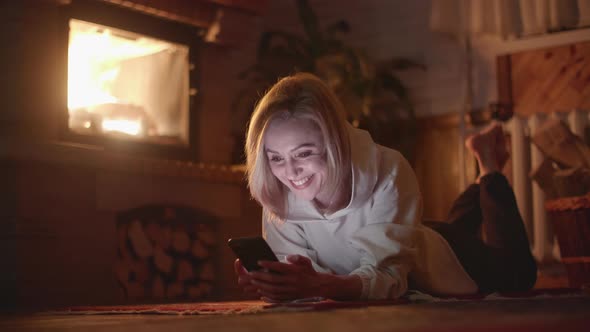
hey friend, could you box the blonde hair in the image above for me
[245,72,351,220]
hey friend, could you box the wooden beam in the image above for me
[206,0,270,15]
[102,0,218,28]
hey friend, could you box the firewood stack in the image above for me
[530,118,590,199]
[115,205,218,301]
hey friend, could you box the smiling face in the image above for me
[263,116,329,203]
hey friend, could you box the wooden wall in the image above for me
[414,113,478,221]
[498,41,590,116]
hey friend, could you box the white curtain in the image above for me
[430,0,590,40]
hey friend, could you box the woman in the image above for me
[235,72,537,301]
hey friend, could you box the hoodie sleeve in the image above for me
[262,210,332,273]
[348,151,423,299]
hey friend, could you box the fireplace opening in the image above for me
[68,19,190,145]
[61,0,203,160]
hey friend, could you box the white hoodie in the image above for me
[263,125,478,299]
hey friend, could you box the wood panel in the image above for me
[507,41,590,116]
[414,113,477,221]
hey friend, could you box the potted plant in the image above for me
[231,0,424,164]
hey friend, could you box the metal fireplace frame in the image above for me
[58,0,204,161]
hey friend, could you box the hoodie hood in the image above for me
[285,124,380,222]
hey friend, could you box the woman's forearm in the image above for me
[319,273,363,300]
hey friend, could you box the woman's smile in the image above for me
[291,174,314,188]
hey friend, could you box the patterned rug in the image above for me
[50,288,587,315]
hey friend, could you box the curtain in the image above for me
[430,0,590,40]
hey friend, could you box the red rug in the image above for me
[54,301,272,315]
[52,298,411,315]
[51,288,587,315]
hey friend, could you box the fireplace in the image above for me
[0,0,269,310]
[60,0,202,160]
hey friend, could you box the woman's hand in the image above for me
[248,254,329,301]
[234,259,258,296]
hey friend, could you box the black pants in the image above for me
[427,172,537,293]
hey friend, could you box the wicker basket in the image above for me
[545,194,590,288]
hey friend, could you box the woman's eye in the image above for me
[269,155,283,163]
[296,151,312,158]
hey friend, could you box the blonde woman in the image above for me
[235,72,536,301]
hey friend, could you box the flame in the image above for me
[68,21,119,110]
[67,19,170,136]
[102,119,142,136]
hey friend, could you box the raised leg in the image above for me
[438,122,537,292]
[446,183,482,236]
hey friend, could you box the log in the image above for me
[199,262,215,281]
[187,285,202,298]
[198,230,216,246]
[188,282,213,298]
[177,259,194,281]
[191,240,209,259]
[126,281,145,299]
[145,222,173,250]
[128,220,154,258]
[532,119,589,169]
[172,229,191,253]
[158,226,172,250]
[131,260,150,283]
[199,282,213,296]
[145,222,161,243]
[530,158,558,199]
[152,275,166,299]
[166,282,184,298]
[153,246,174,274]
[117,224,133,261]
[114,259,131,284]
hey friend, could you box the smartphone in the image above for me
[227,236,279,272]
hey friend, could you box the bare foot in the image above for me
[465,122,509,179]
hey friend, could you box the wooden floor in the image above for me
[1,266,585,332]
[1,296,590,332]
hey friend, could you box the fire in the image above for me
[67,19,169,136]
[102,119,142,136]
[67,20,120,111]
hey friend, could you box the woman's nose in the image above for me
[285,159,301,178]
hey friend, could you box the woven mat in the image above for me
[50,288,587,315]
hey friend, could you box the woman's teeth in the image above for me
[292,176,311,186]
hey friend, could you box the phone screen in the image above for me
[227,236,279,272]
